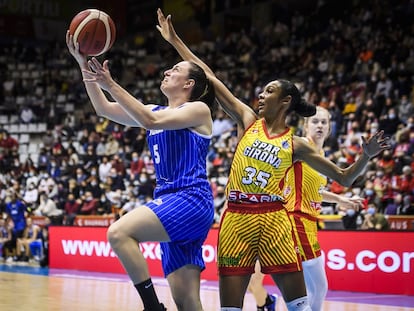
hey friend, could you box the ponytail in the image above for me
[279,79,316,117]
[188,63,217,115]
[294,98,316,117]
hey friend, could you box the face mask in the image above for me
[388,114,395,119]
[367,207,376,215]
[133,156,138,161]
[365,189,374,196]
[346,209,356,217]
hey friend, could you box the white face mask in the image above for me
[346,209,356,217]
[367,207,376,215]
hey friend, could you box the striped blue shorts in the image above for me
[145,187,214,276]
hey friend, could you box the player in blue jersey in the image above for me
[67,31,216,311]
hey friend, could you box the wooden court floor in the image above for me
[0,264,413,311]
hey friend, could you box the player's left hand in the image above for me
[156,8,178,44]
[361,130,391,158]
[82,58,114,91]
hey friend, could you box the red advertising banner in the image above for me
[318,231,414,295]
[49,227,414,295]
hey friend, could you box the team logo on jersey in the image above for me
[283,185,292,196]
[281,140,290,149]
[152,199,163,205]
[148,129,163,136]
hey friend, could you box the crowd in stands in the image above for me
[1,0,414,264]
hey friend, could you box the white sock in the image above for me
[285,296,311,311]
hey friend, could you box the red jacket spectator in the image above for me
[79,192,99,215]
[0,131,18,151]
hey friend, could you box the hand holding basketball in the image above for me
[68,9,116,56]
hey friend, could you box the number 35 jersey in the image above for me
[226,119,293,204]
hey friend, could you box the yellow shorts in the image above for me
[218,202,302,276]
[289,212,321,261]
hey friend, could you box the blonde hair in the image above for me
[303,106,331,136]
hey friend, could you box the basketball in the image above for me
[69,9,116,56]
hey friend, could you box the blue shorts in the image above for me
[29,240,43,257]
[145,187,214,276]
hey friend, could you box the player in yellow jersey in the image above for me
[248,106,363,311]
[157,9,390,311]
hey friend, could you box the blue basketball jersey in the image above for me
[146,106,212,197]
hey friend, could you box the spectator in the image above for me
[37,148,51,171]
[22,181,39,212]
[341,208,360,230]
[397,95,414,125]
[136,171,154,198]
[20,104,35,123]
[361,203,389,231]
[104,134,119,156]
[384,194,401,215]
[97,193,112,215]
[67,146,80,174]
[212,107,235,138]
[15,217,42,262]
[63,193,80,225]
[107,167,125,191]
[42,129,55,153]
[51,137,66,158]
[0,217,12,261]
[0,130,19,153]
[378,107,401,138]
[98,155,112,183]
[84,174,103,199]
[34,192,63,225]
[118,195,140,218]
[46,158,62,180]
[4,190,27,261]
[111,154,126,175]
[25,166,39,189]
[79,191,99,215]
[74,167,88,186]
[95,135,107,157]
[400,195,414,215]
[67,178,81,198]
[129,151,144,182]
[5,190,27,236]
[83,144,99,169]
[400,165,414,196]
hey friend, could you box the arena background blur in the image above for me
[1,0,414,259]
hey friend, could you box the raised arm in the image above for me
[66,31,142,127]
[67,31,210,131]
[156,8,256,131]
[294,131,391,187]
